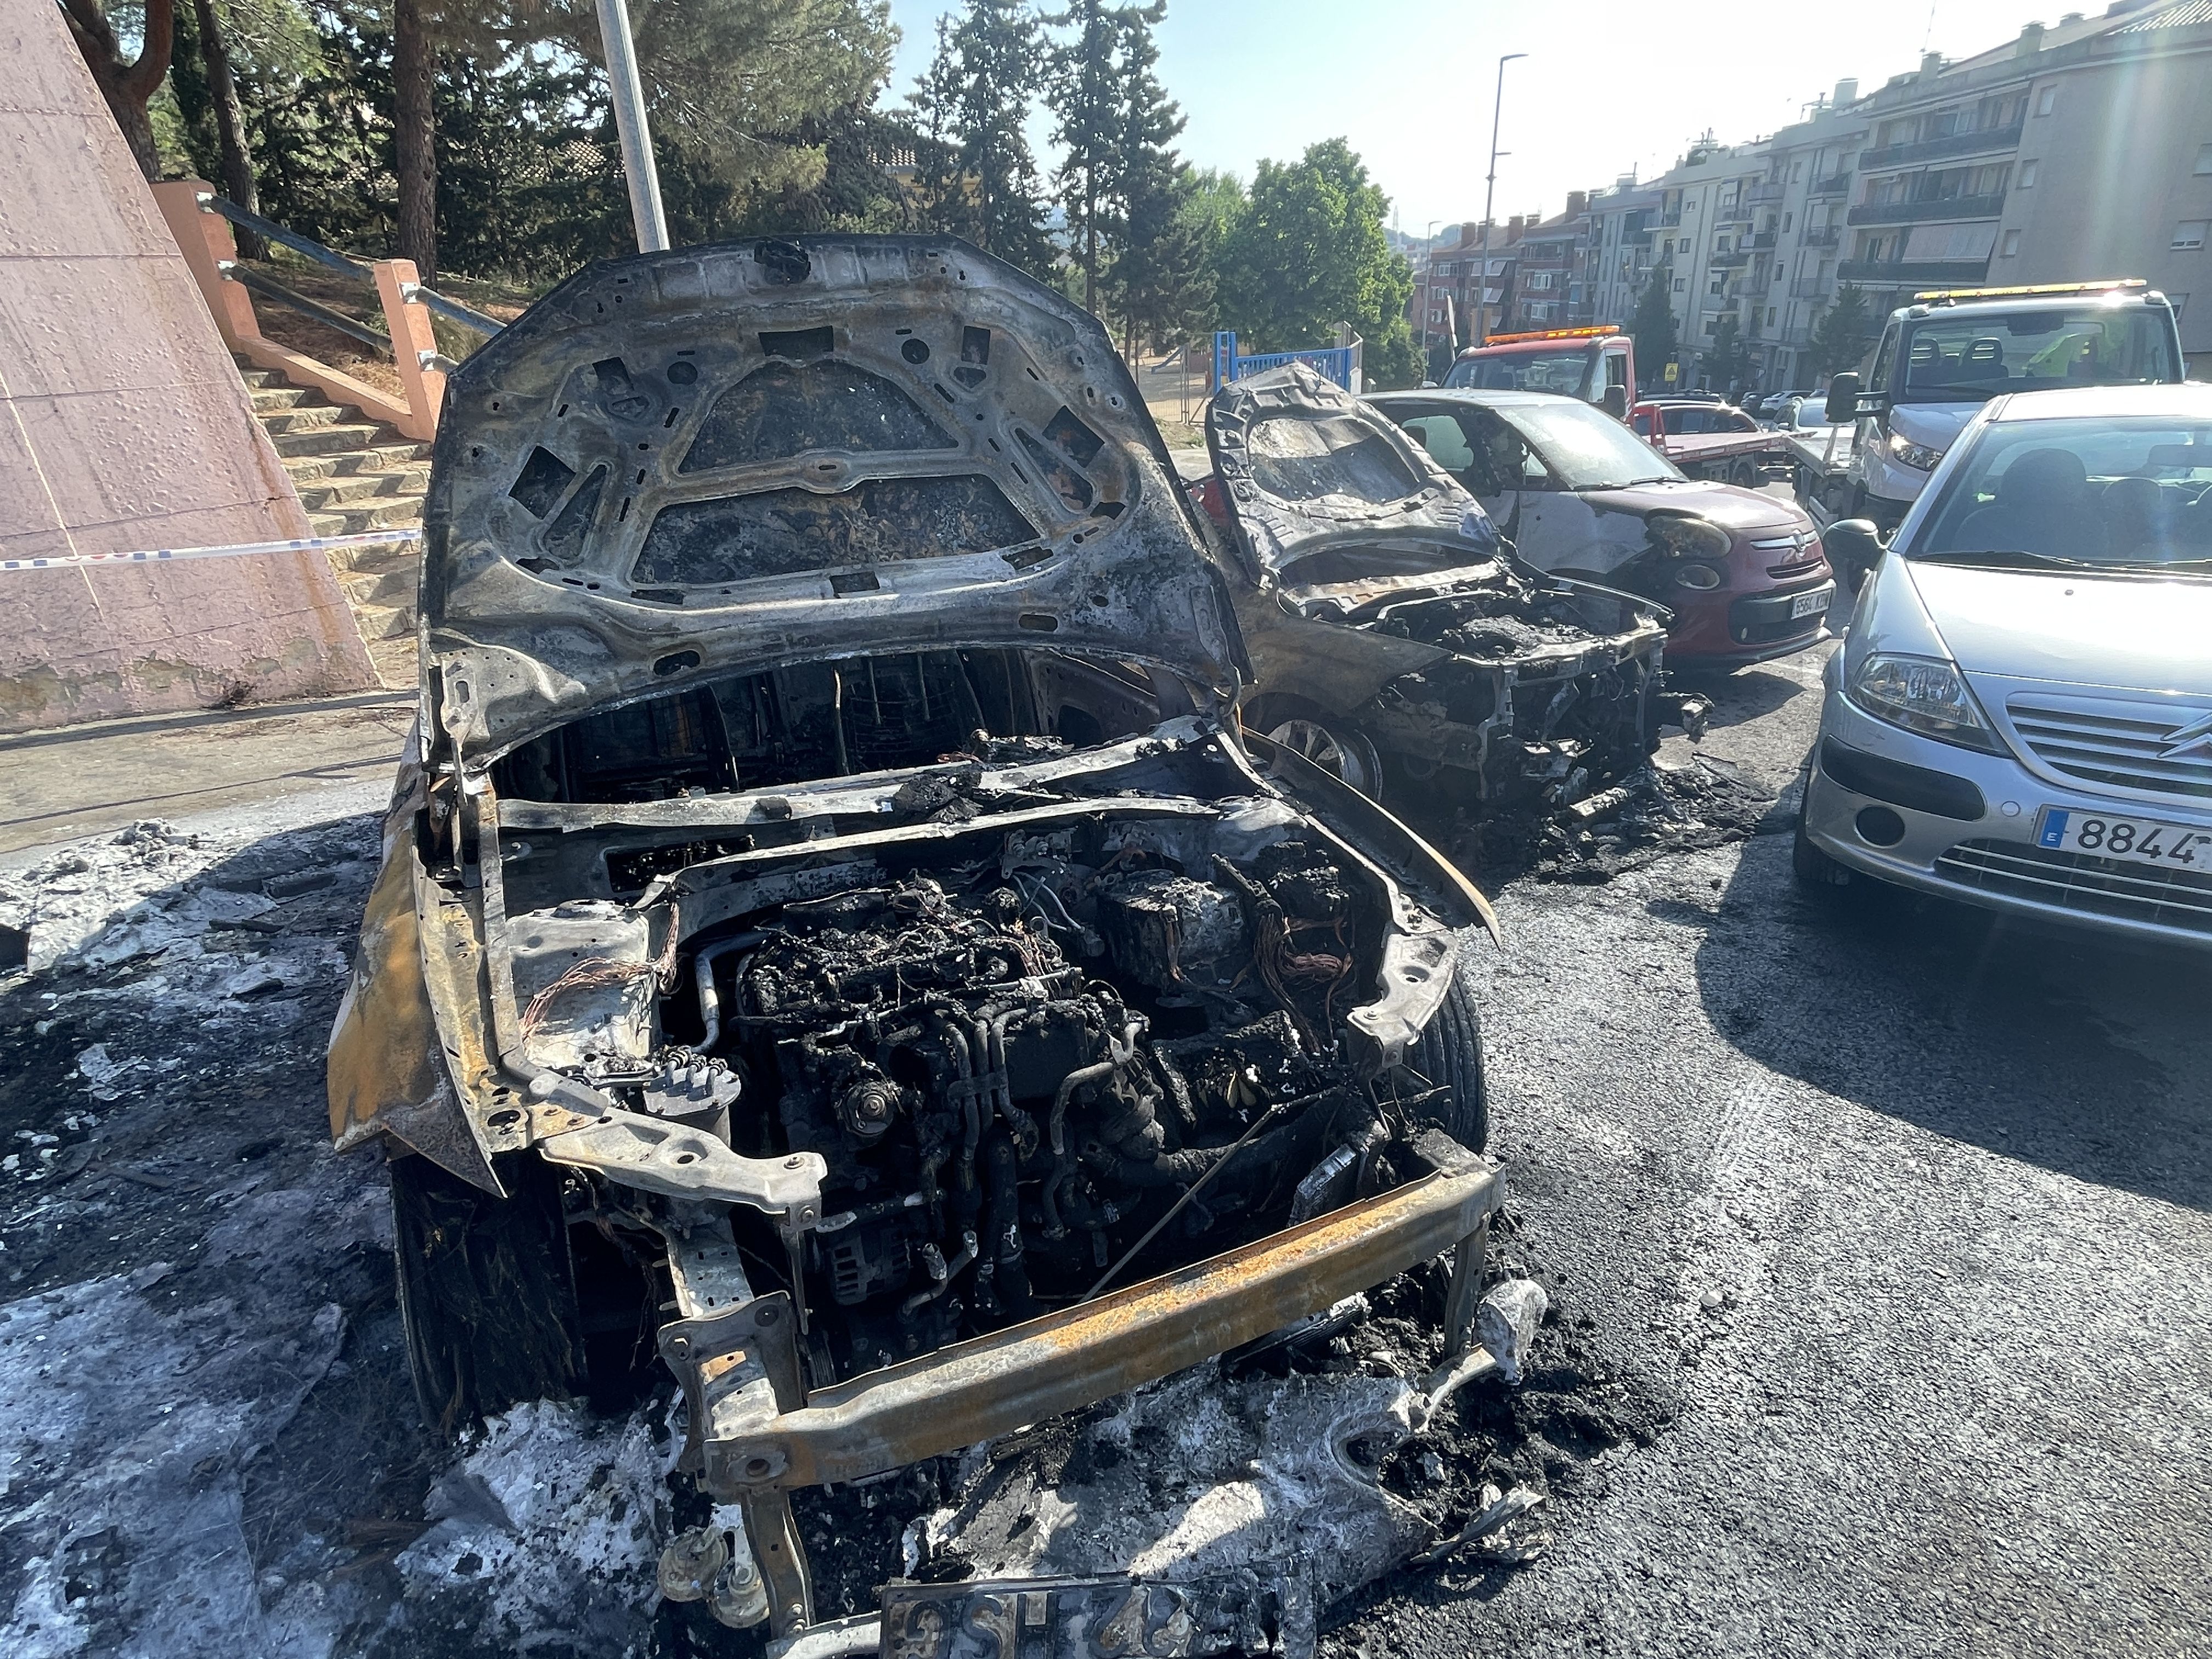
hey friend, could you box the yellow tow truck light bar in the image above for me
[1913,278,2148,304]
[1477,325,1622,346]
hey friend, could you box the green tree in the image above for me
[1810,283,1873,377]
[909,0,1054,275]
[1101,3,1192,354]
[1214,138,1418,387]
[60,0,177,178]
[1045,0,1156,314]
[1629,263,1678,390]
[1707,312,1750,393]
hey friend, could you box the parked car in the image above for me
[1753,390,1811,426]
[1628,397,1791,485]
[1189,363,1672,803]
[330,234,1534,1640]
[1369,388,1835,665]
[1825,278,2186,535]
[1797,382,2212,946]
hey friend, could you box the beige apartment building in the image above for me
[1573,0,2211,389]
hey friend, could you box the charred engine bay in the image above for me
[486,658,1455,1393]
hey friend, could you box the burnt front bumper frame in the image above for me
[659,1129,1499,1639]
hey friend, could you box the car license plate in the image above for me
[2036,808,2212,869]
[1789,585,1833,620]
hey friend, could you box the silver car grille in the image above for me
[1936,839,2212,937]
[2005,695,2212,804]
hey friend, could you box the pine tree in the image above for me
[916,0,1056,276]
[1811,284,1872,377]
[1101,3,1192,354]
[1046,0,1155,314]
[1630,264,1678,391]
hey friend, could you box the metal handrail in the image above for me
[411,286,504,337]
[222,263,388,353]
[200,194,371,284]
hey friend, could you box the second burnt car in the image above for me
[1190,365,1674,805]
[330,236,1511,1644]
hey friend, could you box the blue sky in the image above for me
[881,0,2067,233]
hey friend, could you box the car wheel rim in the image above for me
[1268,718,1379,794]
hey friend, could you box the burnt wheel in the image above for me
[389,1152,589,1439]
[1407,951,1488,1153]
[1248,699,1384,798]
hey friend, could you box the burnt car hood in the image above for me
[1576,477,1802,529]
[420,236,1242,761]
[1206,363,1499,579]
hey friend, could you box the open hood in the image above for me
[1206,363,1499,577]
[420,236,1242,761]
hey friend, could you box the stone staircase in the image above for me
[238,357,428,687]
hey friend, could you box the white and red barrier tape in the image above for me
[0,528,421,574]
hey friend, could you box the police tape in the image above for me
[0,528,422,574]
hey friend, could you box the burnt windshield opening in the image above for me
[490,649,1183,806]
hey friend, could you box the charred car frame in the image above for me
[330,237,1516,1644]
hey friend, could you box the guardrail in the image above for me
[1210,331,1361,392]
[152,180,504,442]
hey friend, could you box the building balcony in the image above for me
[1802,227,1841,249]
[1836,257,1991,285]
[1847,193,2006,227]
[1857,120,2024,172]
[1711,250,1751,269]
[1751,231,1777,250]
[1788,276,1829,299]
[1656,211,1683,227]
[1810,173,1851,196]
[1747,181,1787,205]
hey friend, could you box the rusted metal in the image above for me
[686,1132,1494,1495]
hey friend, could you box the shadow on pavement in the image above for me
[1681,810,2212,1214]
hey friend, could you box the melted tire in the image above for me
[389,1152,589,1440]
[1409,953,1489,1154]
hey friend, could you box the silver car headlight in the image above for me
[1885,431,1943,472]
[1848,652,2004,753]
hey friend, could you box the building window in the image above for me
[1783,212,1793,232]
[2197,144,2212,176]
[2001,228,2022,257]
[2036,86,2056,116]
[1767,307,1778,325]
[1709,274,1726,295]
[2018,159,2038,188]
[2174,221,2209,250]
[2169,293,2187,318]
[1674,278,1687,292]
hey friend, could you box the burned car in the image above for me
[1193,364,1674,805]
[329,237,1509,1645]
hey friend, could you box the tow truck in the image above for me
[1628,397,1793,486]
[1446,325,1637,417]
[1822,278,2185,539]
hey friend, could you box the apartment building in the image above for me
[1492,0,2211,390]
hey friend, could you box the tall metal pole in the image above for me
[596,0,669,252]
[1474,53,1526,347]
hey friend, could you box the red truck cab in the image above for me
[1444,326,1634,413]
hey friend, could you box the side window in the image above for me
[1731,410,1759,432]
[1604,350,1628,390]
[1632,410,1655,436]
[1398,414,1475,472]
[1869,323,1898,394]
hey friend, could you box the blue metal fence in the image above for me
[1210,331,1356,392]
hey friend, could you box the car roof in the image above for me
[1984,383,2212,423]
[1367,387,1586,410]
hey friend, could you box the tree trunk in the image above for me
[61,0,176,181]
[1083,188,1097,315]
[392,0,438,285]
[190,0,263,257]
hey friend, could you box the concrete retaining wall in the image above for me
[0,0,377,734]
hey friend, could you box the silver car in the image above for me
[1798,383,2212,945]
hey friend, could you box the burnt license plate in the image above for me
[880,1570,1313,1659]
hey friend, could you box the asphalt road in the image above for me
[1345,641,2212,1658]
[2,623,2207,1657]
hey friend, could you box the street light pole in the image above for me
[595,0,669,252]
[1474,53,1526,347]
[1418,217,1443,362]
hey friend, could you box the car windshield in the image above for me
[1502,401,1686,489]
[1446,348,1593,395]
[1897,306,2180,403]
[1910,414,2212,567]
